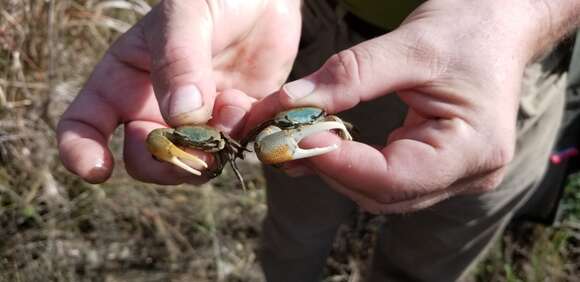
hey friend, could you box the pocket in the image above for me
[299,1,337,50]
[517,56,567,133]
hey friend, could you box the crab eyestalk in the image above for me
[146,128,209,175]
[254,120,352,165]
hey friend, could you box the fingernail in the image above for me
[168,84,203,119]
[283,79,316,100]
[217,105,247,132]
[85,157,112,184]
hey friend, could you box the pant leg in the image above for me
[260,170,356,282]
[368,54,568,282]
[258,2,356,281]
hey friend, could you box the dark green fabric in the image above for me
[341,0,424,29]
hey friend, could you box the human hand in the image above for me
[57,0,301,184]
[243,0,563,213]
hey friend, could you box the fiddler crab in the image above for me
[240,107,354,165]
[146,107,353,189]
[146,125,247,190]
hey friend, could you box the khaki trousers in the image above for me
[259,2,569,281]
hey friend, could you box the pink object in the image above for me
[550,147,579,164]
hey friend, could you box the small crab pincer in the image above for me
[242,107,353,165]
[146,125,246,189]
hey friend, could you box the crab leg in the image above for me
[255,121,349,164]
[147,129,208,175]
[325,116,353,141]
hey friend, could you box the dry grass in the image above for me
[0,1,266,280]
[0,0,578,281]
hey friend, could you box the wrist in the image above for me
[498,0,580,63]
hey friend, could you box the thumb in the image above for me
[145,0,217,126]
[278,31,438,113]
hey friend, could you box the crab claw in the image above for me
[146,129,208,176]
[254,121,350,165]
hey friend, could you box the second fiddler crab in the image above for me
[240,107,354,165]
[146,107,353,189]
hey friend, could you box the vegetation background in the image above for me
[0,0,578,281]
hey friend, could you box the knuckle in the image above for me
[474,144,512,193]
[151,45,198,89]
[152,45,191,74]
[492,143,514,168]
[398,30,450,80]
[483,135,514,171]
[316,49,364,110]
[323,49,363,88]
[475,169,506,193]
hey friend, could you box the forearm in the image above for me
[452,0,579,65]
[527,0,580,60]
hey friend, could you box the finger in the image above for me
[301,119,507,204]
[123,120,212,185]
[144,0,217,126]
[57,44,164,184]
[280,30,440,113]
[57,121,114,184]
[241,31,437,135]
[210,89,256,137]
[57,90,119,184]
[318,172,466,214]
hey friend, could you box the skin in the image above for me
[57,0,301,184]
[58,0,580,212]
[243,0,580,213]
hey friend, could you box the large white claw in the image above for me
[165,147,209,176]
[254,121,350,165]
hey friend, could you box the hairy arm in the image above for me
[526,0,580,59]
[241,0,580,213]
